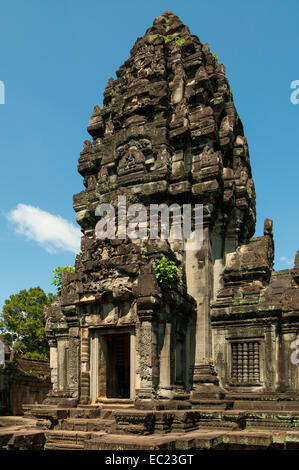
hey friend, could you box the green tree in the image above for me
[51,265,75,295]
[0,287,53,360]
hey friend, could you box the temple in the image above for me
[46,10,258,405]
[3,12,299,450]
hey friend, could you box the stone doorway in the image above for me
[106,334,130,398]
[90,328,135,403]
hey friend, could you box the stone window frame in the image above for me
[226,336,265,387]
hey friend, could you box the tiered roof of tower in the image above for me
[74,11,256,244]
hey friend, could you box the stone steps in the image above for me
[232,400,299,412]
[68,407,102,419]
[0,429,45,450]
[85,432,180,450]
[112,408,246,434]
[60,417,115,432]
[0,416,37,428]
[50,407,299,436]
[226,393,299,411]
[45,430,94,450]
[191,399,234,410]
[96,399,134,408]
[100,404,135,409]
[44,426,299,450]
[83,429,299,450]
[196,408,299,431]
[5,406,299,449]
[12,401,299,450]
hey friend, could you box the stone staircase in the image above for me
[4,398,299,450]
[0,416,46,450]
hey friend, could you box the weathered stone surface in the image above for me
[8,11,299,450]
[0,338,51,416]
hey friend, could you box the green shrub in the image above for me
[153,257,179,289]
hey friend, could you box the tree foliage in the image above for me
[51,265,75,295]
[0,287,53,360]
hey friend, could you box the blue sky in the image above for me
[0,0,298,308]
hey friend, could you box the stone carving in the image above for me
[16,12,299,450]
[117,138,151,176]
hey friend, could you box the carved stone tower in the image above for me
[44,12,299,411]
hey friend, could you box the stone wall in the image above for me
[211,221,299,394]
[0,356,51,416]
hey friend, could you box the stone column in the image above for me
[130,329,136,400]
[90,329,99,402]
[57,336,69,394]
[49,339,58,394]
[185,320,192,391]
[135,270,160,404]
[80,327,90,404]
[68,327,80,399]
[185,213,224,398]
[136,315,155,400]
[98,335,108,398]
[211,222,225,301]
[158,321,172,398]
[279,325,299,392]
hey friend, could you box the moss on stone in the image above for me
[150,34,158,43]
[163,34,186,47]
[150,33,186,47]
[211,52,220,65]
[249,237,263,243]
[231,299,258,306]
[163,17,171,31]
[237,265,254,271]
[143,174,163,183]
[271,270,290,277]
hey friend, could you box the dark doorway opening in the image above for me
[106,333,130,398]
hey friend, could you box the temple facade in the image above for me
[44,11,299,410]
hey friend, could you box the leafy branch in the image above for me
[51,266,75,295]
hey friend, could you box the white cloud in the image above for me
[8,204,81,254]
[279,256,293,267]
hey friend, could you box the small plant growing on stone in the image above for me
[163,34,185,47]
[174,36,186,47]
[163,17,171,31]
[211,52,220,65]
[153,257,179,289]
[150,33,185,47]
[51,266,75,295]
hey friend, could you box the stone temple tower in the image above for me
[44,12,299,412]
